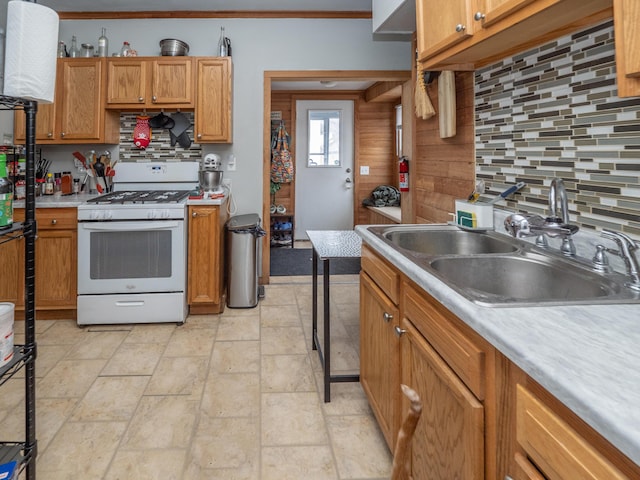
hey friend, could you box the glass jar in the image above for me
[81,43,94,57]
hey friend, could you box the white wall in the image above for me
[2,16,411,216]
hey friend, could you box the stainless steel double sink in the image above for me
[369,225,640,307]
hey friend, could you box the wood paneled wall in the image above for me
[411,71,475,223]
[269,91,397,231]
[355,99,398,225]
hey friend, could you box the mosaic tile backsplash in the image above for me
[475,20,640,236]
[118,112,202,161]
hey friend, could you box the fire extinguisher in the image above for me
[399,156,409,192]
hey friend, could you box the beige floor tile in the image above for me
[216,315,260,341]
[261,354,315,393]
[325,337,360,373]
[260,305,301,327]
[261,392,329,446]
[181,314,220,330]
[37,421,127,479]
[221,305,262,318]
[145,356,209,397]
[262,445,338,480]
[326,415,392,479]
[211,340,260,374]
[261,326,307,355]
[0,378,26,419]
[201,372,260,418]
[189,415,260,471]
[101,342,165,376]
[121,396,198,449]
[37,359,107,398]
[65,330,128,360]
[105,449,187,480]
[335,302,360,325]
[330,284,360,305]
[70,375,149,422]
[261,285,300,306]
[13,318,56,336]
[317,379,372,417]
[163,327,217,357]
[33,345,68,378]
[37,319,87,345]
[124,323,176,344]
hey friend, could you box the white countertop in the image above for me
[14,193,98,208]
[356,222,640,466]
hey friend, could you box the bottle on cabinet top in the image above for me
[98,27,108,57]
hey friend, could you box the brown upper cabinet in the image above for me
[416,0,612,70]
[195,57,233,143]
[106,57,195,109]
[14,58,119,144]
[613,0,640,97]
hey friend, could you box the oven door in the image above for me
[78,219,186,295]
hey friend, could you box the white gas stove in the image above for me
[77,162,199,326]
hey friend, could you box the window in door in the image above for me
[307,109,341,167]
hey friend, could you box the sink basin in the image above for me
[428,254,631,306]
[381,227,519,256]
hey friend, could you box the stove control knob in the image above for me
[105,211,113,220]
[147,211,156,220]
[163,209,171,219]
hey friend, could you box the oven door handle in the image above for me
[80,221,181,231]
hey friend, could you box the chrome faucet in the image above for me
[504,178,579,256]
[601,229,640,291]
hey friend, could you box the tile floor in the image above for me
[2,273,392,479]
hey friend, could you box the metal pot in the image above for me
[199,169,223,193]
[159,38,190,56]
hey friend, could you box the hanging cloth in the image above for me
[270,122,294,184]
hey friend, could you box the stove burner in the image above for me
[87,190,191,205]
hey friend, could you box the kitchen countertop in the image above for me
[356,222,640,466]
[14,193,98,208]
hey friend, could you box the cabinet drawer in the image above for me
[36,208,77,230]
[516,385,628,480]
[403,281,485,399]
[361,244,399,305]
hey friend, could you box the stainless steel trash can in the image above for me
[226,213,265,308]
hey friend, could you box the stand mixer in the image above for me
[199,153,224,195]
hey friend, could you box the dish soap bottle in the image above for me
[0,153,13,230]
[98,27,109,57]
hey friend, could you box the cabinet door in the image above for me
[14,102,56,143]
[151,58,194,106]
[35,229,77,309]
[188,206,220,305]
[195,58,232,143]
[613,0,640,97]
[106,58,147,105]
[0,237,24,307]
[474,0,536,28]
[507,453,546,480]
[416,0,475,62]
[402,318,484,480]
[58,58,105,141]
[360,272,401,450]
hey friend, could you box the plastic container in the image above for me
[454,199,494,230]
[0,302,15,368]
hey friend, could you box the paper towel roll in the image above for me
[4,1,59,103]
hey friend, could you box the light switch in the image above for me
[360,166,370,175]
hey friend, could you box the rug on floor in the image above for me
[269,248,361,276]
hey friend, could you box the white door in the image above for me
[295,100,354,240]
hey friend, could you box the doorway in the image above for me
[294,100,355,239]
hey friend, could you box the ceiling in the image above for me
[38,0,373,13]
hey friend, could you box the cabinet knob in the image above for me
[455,24,466,32]
[383,312,393,323]
[51,219,57,225]
[505,477,514,480]
[192,211,198,217]
[61,132,65,137]
[474,12,485,21]
[47,132,53,138]
[138,97,144,102]
[152,95,157,102]
[197,133,202,139]
[394,326,406,337]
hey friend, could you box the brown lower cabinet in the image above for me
[360,244,640,479]
[0,208,77,319]
[187,203,228,314]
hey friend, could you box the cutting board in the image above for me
[438,70,456,138]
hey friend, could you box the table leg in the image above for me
[323,258,331,403]
[312,248,318,351]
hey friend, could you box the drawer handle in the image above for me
[394,326,406,337]
[455,24,466,33]
[474,12,485,21]
[51,219,57,225]
[383,312,393,323]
